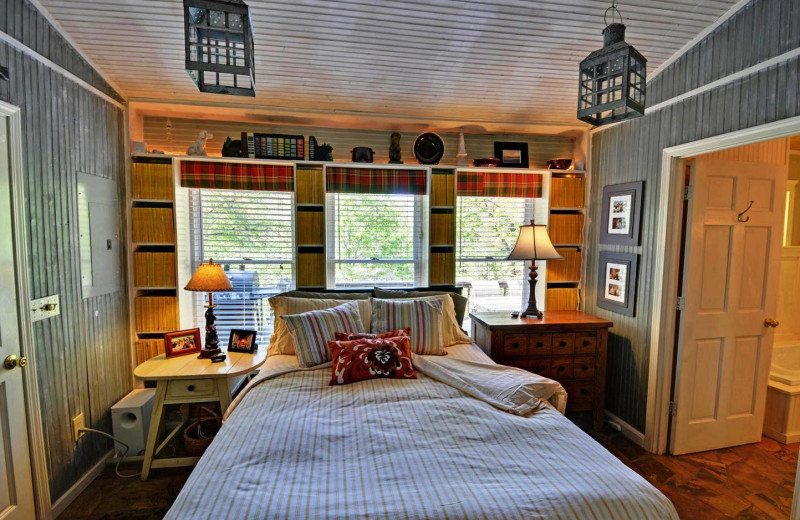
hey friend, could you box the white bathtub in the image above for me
[765,343,800,443]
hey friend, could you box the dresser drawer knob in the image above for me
[581,364,589,370]
[512,342,520,348]
[581,389,589,395]
[187,385,195,392]
[557,366,565,372]
[559,341,567,347]
[536,342,544,347]
[583,340,591,346]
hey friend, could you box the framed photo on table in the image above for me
[164,328,202,358]
[600,181,643,245]
[596,252,639,317]
[227,329,258,353]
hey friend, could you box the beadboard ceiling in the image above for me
[39,0,739,128]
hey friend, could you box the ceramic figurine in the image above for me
[456,128,468,166]
[187,131,213,156]
[389,132,403,164]
[222,136,243,157]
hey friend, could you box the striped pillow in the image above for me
[371,298,444,355]
[282,301,366,367]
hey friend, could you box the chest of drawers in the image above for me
[470,311,612,430]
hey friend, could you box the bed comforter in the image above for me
[166,344,677,519]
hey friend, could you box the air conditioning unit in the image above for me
[111,388,155,456]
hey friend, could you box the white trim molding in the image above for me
[645,115,800,455]
[605,410,646,448]
[0,99,52,519]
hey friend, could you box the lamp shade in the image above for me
[184,259,233,292]
[506,220,563,261]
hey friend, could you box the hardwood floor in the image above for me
[58,431,798,519]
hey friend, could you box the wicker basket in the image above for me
[183,418,221,457]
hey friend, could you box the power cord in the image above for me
[76,428,142,478]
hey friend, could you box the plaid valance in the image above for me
[457,171,543,198]
[180,161,294,191]
[326,166,427,195]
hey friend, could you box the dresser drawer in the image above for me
[569,382,595,404]
[573,357,595,379]
[503,334,529,358]
[166,378,217,399]
[527,333,553,355]
[575,332,597,354]
[513,359,552,378]
[551,357,574,379]
[552,333,575,355]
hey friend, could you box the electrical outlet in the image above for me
[72,413,85,441]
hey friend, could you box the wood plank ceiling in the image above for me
[39,0,739,127]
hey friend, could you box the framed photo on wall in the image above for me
[600,181,643,245]
[164,328,202,358]
[494,142,529,168]
[596,251,639,317]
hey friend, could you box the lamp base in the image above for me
[520,263,543,319]
[197,348,221,359]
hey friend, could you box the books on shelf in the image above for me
[131,162,174,200]
[549,214,584,245]
[133,252,176,287]
[241,132,305,160]
[136,339,165,365]
[132,207,175,244]
[135,296,178,333]
[548,248,582,282]
[550,176,585,209]
[546,287,580,311]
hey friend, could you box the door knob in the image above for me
[4,355,27,370]
[764,318,780,328]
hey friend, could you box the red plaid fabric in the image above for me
[326,167,427,195]
[180,161,294,191]
[457,171,543,198]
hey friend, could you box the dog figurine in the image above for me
[187,131,213,156]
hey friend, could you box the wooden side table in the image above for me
[134,348,267,480]
[470,311,613,430]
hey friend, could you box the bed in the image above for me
[166,342,677,519]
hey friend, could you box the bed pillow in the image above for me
[374,294,470,347]
[334,328,410,341]
[371,298,444,355]
[282,301,366,367]
[328,335,416,386]
[267,296,372,356]
[279,290,371,301]
[374,287,468,326]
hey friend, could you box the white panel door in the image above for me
[670,155,788,455]
[0,115,36,518]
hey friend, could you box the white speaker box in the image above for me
[111,388,155,456]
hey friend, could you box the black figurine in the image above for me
[389,132,403,164]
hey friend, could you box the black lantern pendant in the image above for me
[578,1,646,126]
[184,0,256,96]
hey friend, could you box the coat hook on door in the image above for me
[737,200,754,222]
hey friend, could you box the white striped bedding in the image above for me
[167,343,677,519]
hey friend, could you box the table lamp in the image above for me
[184,259,233,358]
[506,220,563,319]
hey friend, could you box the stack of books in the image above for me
[131,162,174,200]
[136,339,166,364]
[132,207,175,244]
[133,252,176,287]
[241,132,305,160]
[134,296,178,333]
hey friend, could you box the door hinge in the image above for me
[683,186,693,200]
[676,296,687,311]
[668,401,677,416]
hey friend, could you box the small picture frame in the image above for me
[597,252,639,317]
[494,142,529,168]
[227,329,258,353]
[600,181,643,246]
[164,328,202,358]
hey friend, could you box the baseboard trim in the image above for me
[764,427,800,445]
[605,410,646,448]
[50,450,113,518]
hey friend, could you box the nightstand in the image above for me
[470,311,612,430]
[134,348,266,480]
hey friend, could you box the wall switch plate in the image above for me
[72,413,85,441]
[30,294,60,322]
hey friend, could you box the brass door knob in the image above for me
[4,355,27,370]
[764,318,780,328]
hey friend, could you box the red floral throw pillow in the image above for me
[328,335,416,386]
[334,328,410,341]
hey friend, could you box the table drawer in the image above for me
[166,378,217,400]
[503,334,529,358]
[527,333,553,356]
[575,332,597,354]
[552,333,575,355]
[573,356,596,379]
[551,357,573,379]
[513,358,552,378]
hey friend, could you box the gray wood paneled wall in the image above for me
[586,0,800,433]
[1,0,130,504]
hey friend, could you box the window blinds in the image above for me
[189,189,294,346]
[327,192,426,288]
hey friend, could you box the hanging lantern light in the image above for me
[577,1,646,126]
[184,0,256,96]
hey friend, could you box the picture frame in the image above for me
[596,252,639,317]
[494,142,529,168]
[600,181,643,246]
[227,329,258,353]
[164,328,202,358]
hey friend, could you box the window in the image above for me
[456,195,547,328]
[326,192,427,288]
[189,189,294,346]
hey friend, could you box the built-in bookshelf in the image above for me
[429,167,457,286]
[546,174,586,311]
[130,157,179,365]
[295,163,326,289]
